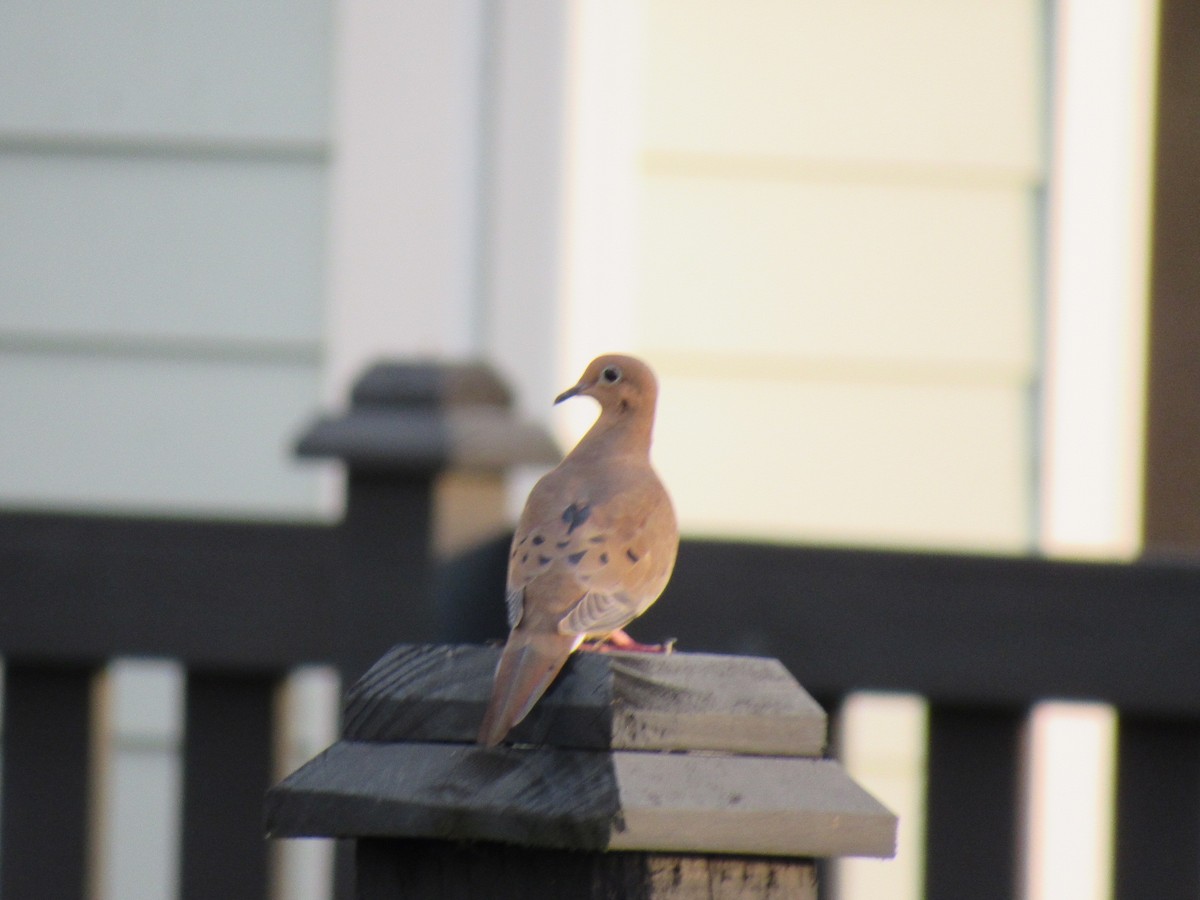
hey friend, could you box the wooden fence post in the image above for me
[175,360,556,900]
[265,644,896,898]
[295,362,559,676]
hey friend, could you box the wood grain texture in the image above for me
[608,652,825,756]
[266,740,895,859]
[342,644,826,756]
[265,741,620,850]
[612,753,894,859]
[342,644,614,748]
[648,857,817,900]
[355,838,816,900]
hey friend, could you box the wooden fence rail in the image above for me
[639,540,1200,900]
[446,536,1200,900]
[3,363,1200,898]
[0,361,557,900]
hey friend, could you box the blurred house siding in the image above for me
[0,0,332,518]
[2,2,1152,899]
[636,0,1044,552]
[0,3,334,897]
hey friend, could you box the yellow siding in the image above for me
[632,8,1045,896]
[644,0,1042,171]
[639,173,1036,372]
[653,375,1031,550]
[637,0,1043,552]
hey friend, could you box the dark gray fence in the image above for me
[3,362,1200,899]
[0,361,555,900]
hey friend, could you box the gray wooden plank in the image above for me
[0,154,324,346]
[611,753,896,859]
[0,0,330,141]
[608,652,827,755]
[265,741,620,851]
[265,740,896,860]
[343,644,826,756]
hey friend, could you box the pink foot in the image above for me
[580,629,676,654]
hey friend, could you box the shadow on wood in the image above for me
[266,644,896,899]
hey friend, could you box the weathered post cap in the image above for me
[295,361,561,472]
[266,644,896,860]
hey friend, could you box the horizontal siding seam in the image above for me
[646,349,1035,388]
[642,150,1043,190]
[0,131,330,164]
[0,331,323,367]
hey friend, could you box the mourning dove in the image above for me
[477,354,679,747]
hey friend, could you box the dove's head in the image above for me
[555,354,659,416]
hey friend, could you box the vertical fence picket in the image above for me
[923,705,1024,900]
[180,670,283,900]
[0,662,99,900]
[1114,715,1200,899]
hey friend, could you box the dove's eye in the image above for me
[602,366,622,384]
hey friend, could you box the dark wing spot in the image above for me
[518,535,528,546]
[562,502,592,535]
[599,553,609,565]
[521,553,529,564]
[532,535,544,545]
[589,535,606,544]
[538,555,552,566]
[556,540,570,549]
[567,550,587,565]
[626,548,640,563]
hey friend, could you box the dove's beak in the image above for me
[554,382,585,405]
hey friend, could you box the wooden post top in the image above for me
[294,361,560,473]
[266,644,897,861]
[343,643,828,755]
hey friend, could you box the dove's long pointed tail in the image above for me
[477,630,582,747]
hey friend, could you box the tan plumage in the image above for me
[477,354,679,747]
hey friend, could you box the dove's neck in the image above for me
[569,403,655,463]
